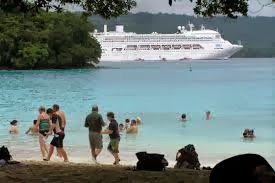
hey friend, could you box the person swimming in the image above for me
[136,117,142,125]
[124,119,130,130]
[180,114,187,121]
[25,120,39,135]
[119,123,124,132]
[206,111,212,120]
[126,120,138,134]
[9,120,19,134]
[243,129,255,138]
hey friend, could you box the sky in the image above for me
[130,0,275,17]
[65,0,275,17]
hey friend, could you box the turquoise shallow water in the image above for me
[0,58,274,167]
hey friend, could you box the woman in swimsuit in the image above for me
[35,106,51,160]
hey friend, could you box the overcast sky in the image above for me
[66,0,275,17]
[131,0,275,17]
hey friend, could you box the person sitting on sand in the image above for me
[136,117,142,125]
[206,111,212,120]
[25,120,39,135]
[243,129,255,138]
[124,119,130,130]
[180,114,187,121]
[101,112,120,165]
[174,144,200,170]
[9,120,19,134]
[126,120,138,134]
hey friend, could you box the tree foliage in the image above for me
[0,12,101,69]
[169,0,249,19]
[0,0,137,19]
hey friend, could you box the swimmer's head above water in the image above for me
[181,114,187,121]
[243,129,255,138]
[10,120,18,125]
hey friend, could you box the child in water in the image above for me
[25,120,39,135]
[119,123,124,132]
[124,119,130,130]
[9,120,19,134]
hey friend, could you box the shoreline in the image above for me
[0,160,211,183]
[0,63,98,70]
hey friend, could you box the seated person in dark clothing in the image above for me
[174,144,200,170]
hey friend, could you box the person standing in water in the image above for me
[9,120,19,134]
[45,108,68,162]
[25,120,39,135]
[84,105,105,163]
[206,111,212,120]
[102,112,120,165]
[53,104,66,131]
[35,106,51,160]
[126,120,138,134]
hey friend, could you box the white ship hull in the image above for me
[99,44,243,62]
[93,24,243,62]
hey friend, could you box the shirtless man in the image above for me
[53,104,66,158]
[53,104,66,131]
[45,108,68,162]
[126,120,138,134]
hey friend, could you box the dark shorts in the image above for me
[107,138,120,153]
[50,132,65,148]
[39,130,49,137]
[89,132,103,150]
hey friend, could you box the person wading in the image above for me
[35,106,51,160]
[45,108,68,162]
[102,112,121,165]
[84,105,105,163]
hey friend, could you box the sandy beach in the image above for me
[0,161,210,183]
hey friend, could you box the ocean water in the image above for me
[0,58,274,167]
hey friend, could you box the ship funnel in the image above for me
[116,25,124,33]
[104,24,107,33]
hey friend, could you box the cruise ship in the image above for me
[92,23,243,62]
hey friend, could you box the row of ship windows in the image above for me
[102,39,217,42]
[104,36,216,39]
[103,44,204,52]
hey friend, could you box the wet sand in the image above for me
[0,161,210,183]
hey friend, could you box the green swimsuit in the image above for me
[39,119,50,136]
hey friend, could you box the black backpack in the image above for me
[0,146,12,161]
[135,151,169,171]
